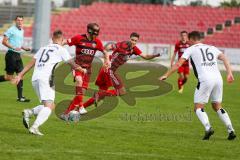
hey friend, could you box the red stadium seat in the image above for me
[23,2,240,48]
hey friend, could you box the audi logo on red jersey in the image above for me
[81,49,95,55]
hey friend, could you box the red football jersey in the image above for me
[110,41,142,72]
[67,34,104,69]
[174,40,190,66]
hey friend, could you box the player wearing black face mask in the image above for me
[87,23,100,41]
[62,23,110,116]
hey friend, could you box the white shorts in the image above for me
[32,79,55,102]
[194,79,223,104]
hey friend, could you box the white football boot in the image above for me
[79,106,87,115]
[29,127,44,136]
[22,109,33,129]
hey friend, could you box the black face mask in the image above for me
[87,28,100,36]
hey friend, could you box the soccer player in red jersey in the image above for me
[82,32,160,108]
[63,23,110,115]
[170,31,190,93]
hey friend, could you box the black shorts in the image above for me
[5,50,23,75]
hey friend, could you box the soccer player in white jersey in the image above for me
[14,30,86,136]
[160,31,236,140]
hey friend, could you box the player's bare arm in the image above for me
[102,50,110,70]
[218,53,234,83]
[14,58,36,84]
[140,53,160,60]
[2,36,21,51]
[102,42,114,71]
[159,58,186,80]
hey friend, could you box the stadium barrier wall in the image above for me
[0,36,240,66]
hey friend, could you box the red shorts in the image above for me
[95,68,124,90]
[72,70,91,89]
[178,65,190,75]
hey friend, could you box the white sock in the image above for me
[195,108,211,131]
[217,108,234,133]
[32,107,52,129]
[32,105,44,115]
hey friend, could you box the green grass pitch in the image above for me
[0,54,239,160]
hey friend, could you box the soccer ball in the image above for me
[68,110,81,122]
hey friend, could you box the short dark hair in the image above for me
[53,29,63,39]
[87,23,100,35]
[15,15,23,20]
[180,30,188,35]
[130,32,140,38]
[87,23,99,30]
[188,31,201,41]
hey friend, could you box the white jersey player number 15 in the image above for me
[32,44,71,82]
[37,49,53,67]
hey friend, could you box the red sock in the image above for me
[77,95,83,107]
[65,96,79,114]
[106,89,117,96]
[83,90,117,108]
[76,86,84,106]
[97,89,117,101]
[83,97,95,108]
[178,78,184,89]
[65,86,84,114]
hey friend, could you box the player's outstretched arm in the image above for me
[218,53,234,83]
[159,58,186,81]
[14,58,36,84]
[140,53,160,60]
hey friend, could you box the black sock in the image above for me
[0,75,6,82]
[17,80,23,99]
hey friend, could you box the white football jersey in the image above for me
[32,43,72,81]
[182,43,222,82]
